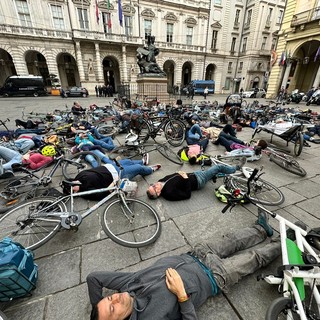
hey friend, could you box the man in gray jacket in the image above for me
[87,211,278,320]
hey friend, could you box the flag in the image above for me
[118,0,123,27]
[95,0,99,24]
[314,46,320,62]
[107,0,112,28]
[278,51,284,66]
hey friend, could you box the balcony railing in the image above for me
[157,41,205,52]
[291,6,320,27]
[0,24,72,39]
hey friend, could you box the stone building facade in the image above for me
[0,0,286,96]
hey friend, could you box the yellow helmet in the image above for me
[41,145,56,156]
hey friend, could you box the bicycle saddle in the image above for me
[306,228,320,251]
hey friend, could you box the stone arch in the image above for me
[163,59,176,92]
[56,52,80,88]
[102,55,121,92]
[205,63,216,81]
[181,61,194,86]
[0,48,17,86]
[24,50,50,85]
[141,9,155,18]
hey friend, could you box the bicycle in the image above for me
[0,177,161,250]
[210,156,285,206]
[0,150,101,213]
[110,132,183,165]
[133,107,186,147]
[222,168,320,320]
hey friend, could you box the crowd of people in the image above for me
[0,96,309,320]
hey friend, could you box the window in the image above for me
[186,26,193,45]
[277,10,283,24]
[261,37,267,50]
[51,5,64,30]
[211,30,218,49]
[214,0,222,4]
[271,37,277,50]
[15,0,32,27]
[167,23,173,43]
[224,77,231,90]
[228,62,232,72]
[0,6,4,23]
[102,12,112,34]
[144,19,152,39]
[246,9,252,25]
[124,15,132,37]
[242,37,247,52]
[238,61,243,72]
[234,9,240,24]
[267,8,273,24]
[77,8,89,30]
[231,37,236,52]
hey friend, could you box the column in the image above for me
[122,44,128,82]
[281,62,291,88]
[95,42,103,81]
[75,41,85,82]
[313,64,320,88]
[11,48,28,76]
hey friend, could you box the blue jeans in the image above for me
[92,137,115,151]
[186,124,209,151]
[15,138,35,154]
[194,164,236,189]
[0,146,22,171]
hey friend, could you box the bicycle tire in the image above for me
[62,151,101,180]
[269,154,307,177]
[225,175,285,206]
[215,155,247,167]
[101,198,161,248]
[0,196,66,250]
[164,119,186,147]
[109,145,141,159]
[97,125,117,137]
[136,119,151,143]
[156,144,183,165]
[265,297,299,320]
[294,131,304,156]
[0,310,8,320]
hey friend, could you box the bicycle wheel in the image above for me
[136,119,151,143]
[265,297,299,320]
[97,124,117,137]
[109,145,141,159]
[0,197,66,250]
[62,151,101,180]
[269,154,307,177]
[225,175,284,206]
[102,197,161,248]
[164,120,186,147]
[293,131,304,156]
[215,155,247,167]
[157,144,183,165]
[0,310,8,320]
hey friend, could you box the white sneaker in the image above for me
[143,153,149,165]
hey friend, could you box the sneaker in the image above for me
[151,164,161,172]
[236,157,247,170]
[256,208,273,237]
[0,171,14,179]
[143,153,149,165]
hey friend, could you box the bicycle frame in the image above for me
[255,203,320,320]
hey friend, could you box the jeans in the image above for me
[15,138,35,154]
[193,164,236,189]
[0,146,22,171]
[85,150,111,168]
[192,226,280,291]
[92,137,115,151]
[186,124,209,151]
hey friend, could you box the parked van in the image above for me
[191,80,215,95]
[0,75,47,97]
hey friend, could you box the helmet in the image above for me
[214,185,232,203]
[41,145,56,156]
[125,132,139,146]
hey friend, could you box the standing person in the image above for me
[239,87,244,97]
[87,211,278,319]
[146,162,245,201]
[253,87,259,98]
[203,86,209,99]
[189,86,195,100]
[94,85,98,97]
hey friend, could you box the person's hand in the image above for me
[177,171,188,179]
[165,268,187,299]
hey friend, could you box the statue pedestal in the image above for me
[136,75,170,104]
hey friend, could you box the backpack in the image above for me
[0,238,38,301]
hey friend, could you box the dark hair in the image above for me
[257,139,268,149]
[176,99,182,105]
[146,189,158,199]
[90,305,99,320]
[188,156,197,165]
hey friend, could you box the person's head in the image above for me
[256,139,268,149]
[91,292,133,320]
[146,182,164,199]
[188,156,197,165]
[176,99,182,106]
[74,101,80,107]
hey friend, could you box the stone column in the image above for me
[75,41,85,82]
[11,48,28,75]
[281,62,291,88]
[122,45,128,82]
[313,64,320,88]
[95,42,103,81]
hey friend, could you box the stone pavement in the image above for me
[0,95,320,320]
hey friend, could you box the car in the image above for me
[242,88,266,98]
[65,86,89,98]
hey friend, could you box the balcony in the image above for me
[227,67,233,73]
[243,22,250,30]
[233,22,240,30]
[291,6,320,27]
[0,24,72,39]
[157,41,205,52]
[265,20,271,29]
